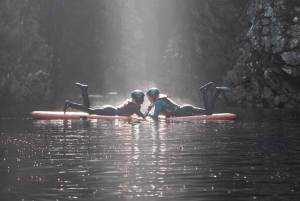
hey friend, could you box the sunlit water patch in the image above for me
[1,109,300,200]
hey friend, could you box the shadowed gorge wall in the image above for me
[223,0,300,108]
[0,0,53,113]
[1,0,300,114]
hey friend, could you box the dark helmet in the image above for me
[131,89,145,104]
[146,87,159,98]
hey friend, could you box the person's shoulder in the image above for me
[128,102,140,109]
[155,99,167,105]
[127,102,138,107]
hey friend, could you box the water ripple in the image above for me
[1,109,300,200]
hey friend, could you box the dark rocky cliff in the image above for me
[0,0,54,113]
[1,0,299,114]
[223,0,300,108]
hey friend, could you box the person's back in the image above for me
[117,100,143,117]
[151,96,179,118]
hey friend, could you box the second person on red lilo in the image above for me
[146,82,230,120]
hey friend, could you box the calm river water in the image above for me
[0,108,300,201]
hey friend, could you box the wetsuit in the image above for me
[66,90,147,118]
[149,98,205,120]
[149,89,220,120]
[67,102,145,117]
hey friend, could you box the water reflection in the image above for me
[1,109,300,200]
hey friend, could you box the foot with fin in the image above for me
[63,100,70,114]
[199,82,213,93]
[215,86,231,92]
[75,82,88,92]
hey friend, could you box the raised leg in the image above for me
[199,82,213,115]
[210,86,231,114]
[75,82,90,107]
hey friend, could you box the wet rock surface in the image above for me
[223,0,300,108]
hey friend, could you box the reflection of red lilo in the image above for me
[30,111,237,121]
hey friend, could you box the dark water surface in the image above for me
[1,108,300,201]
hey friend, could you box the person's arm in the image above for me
[134,105,152,119]
[149,101,163,120]
[142,106,153,118]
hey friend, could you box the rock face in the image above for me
[0,0,53,113]
[1,0,300,114]
[222,0,300,108]
[153,0,300,108]
[153,0,249,103]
